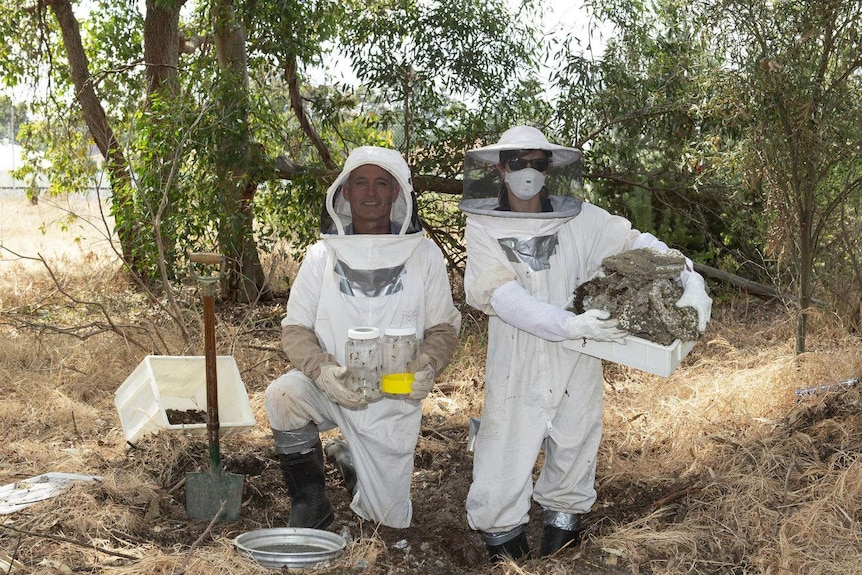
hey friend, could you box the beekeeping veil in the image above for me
[318,146,425,297]
[459,125,585,219]
[321,146,422,236]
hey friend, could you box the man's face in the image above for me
[342,164,399,233]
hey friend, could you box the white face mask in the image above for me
[504,168,545,200]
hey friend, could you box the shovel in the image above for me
[185,252,244,522]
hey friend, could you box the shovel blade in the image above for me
[185,469,244,522]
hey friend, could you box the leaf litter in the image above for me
[2,212,862,574]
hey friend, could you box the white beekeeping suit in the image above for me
[265,146,461,529]
[459,126,711,560]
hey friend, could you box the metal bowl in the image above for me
[233,527,347,569]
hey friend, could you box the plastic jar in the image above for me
[345,326,381,400]
[380,326,418,398]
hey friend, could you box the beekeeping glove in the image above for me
[417,323,458,375]
[314,365,367,409]
[566,309,628,343]
[408,353,436,401]
[676,272,712,332]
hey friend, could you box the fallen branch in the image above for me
[0,523,138,561]
[0,248,156,352]
[693,262,823,305]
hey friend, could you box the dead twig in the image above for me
[0,248,155,353]
[648,485,703,510]
[0,523,138,561]
[420,427,460,447]
[174,499,227,574]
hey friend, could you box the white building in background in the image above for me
[0,141,26,192]
[0,140,106,197]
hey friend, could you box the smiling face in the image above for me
[341,164,400,234]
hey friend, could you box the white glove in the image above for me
[408,353,435,401]
[314,365,367,409]
[676,273,712,332]
[566,309,628,343]
[410,367,435,401]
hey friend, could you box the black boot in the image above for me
[486,530,530,562]
[540,524,581,556]
[324,439,357,495]
[278,441,334,529]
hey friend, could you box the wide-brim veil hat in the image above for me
[468,125,582,166]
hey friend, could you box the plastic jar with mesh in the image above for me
[380,326,418,398]
[345,326,381,400]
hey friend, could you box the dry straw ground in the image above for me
[2,194,862,575]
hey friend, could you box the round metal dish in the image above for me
[233,527,346,569]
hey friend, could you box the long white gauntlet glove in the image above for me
[567,309,628,343]
[676,273,712,332]
[491,280,628,342]
[315,365,367,409]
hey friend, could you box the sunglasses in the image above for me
[506,157,550,172]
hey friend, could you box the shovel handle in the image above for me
[190,252,223,266]
[189,253,223,297]
[203,291,221,464]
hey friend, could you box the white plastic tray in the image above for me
[562,335,696,377]
[115,355,256,443]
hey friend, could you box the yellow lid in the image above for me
[381,373,414,395]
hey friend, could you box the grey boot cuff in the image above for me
[542,509,580,531]
[481,524,526,546]
[273,422,320,455]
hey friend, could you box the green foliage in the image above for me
[337,0,546,163]
[552,0,753,274]
[3,0,860,337]
[15,115,105,197]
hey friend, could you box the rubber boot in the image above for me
[278,441,334,529]
[486,529,530,562]
[324,439,358,495]
[540,512,581,556]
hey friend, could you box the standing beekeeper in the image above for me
[265,146,461,529]
[459,126,711,560]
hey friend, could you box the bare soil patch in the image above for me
[2,196,862,574]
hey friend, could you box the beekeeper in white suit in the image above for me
[265,146,461,529]
[459,126,711,560]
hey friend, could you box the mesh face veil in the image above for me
[460,126,584,218]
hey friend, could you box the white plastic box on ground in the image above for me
[115,355,256,443]
[561,335,696,377]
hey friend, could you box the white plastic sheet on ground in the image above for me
[0,472,102,515]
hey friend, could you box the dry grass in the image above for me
[2,195,862,574]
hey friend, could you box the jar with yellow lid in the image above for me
[380,326,418,398]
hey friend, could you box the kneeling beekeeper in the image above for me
[265,146,461,529]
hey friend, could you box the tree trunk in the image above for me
[212,0,268,303]
[143,0,183,280]
[49,0,138,267]
[795,189,815,355]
